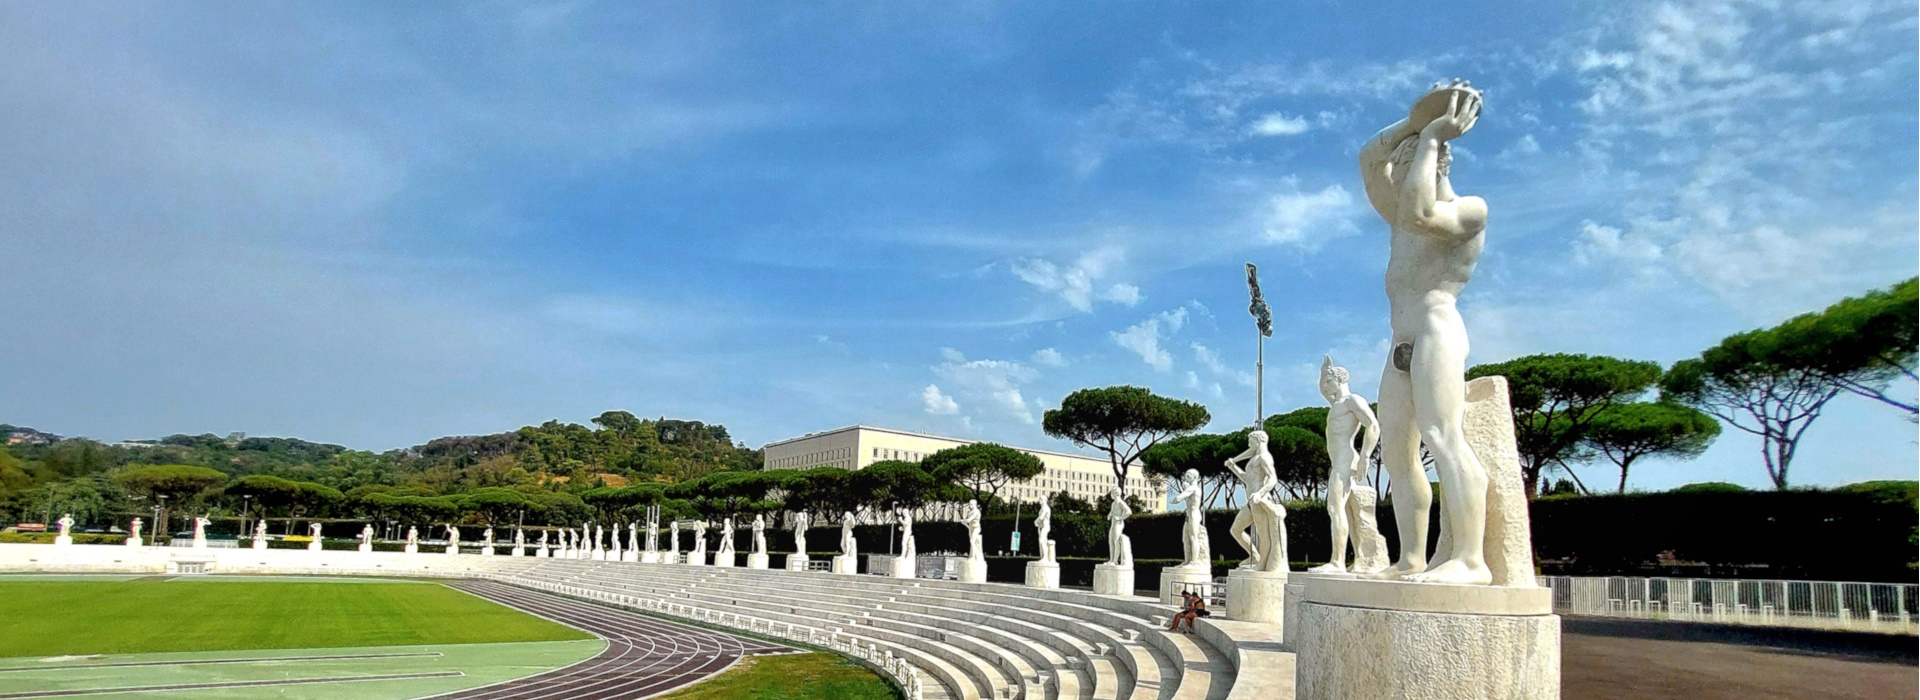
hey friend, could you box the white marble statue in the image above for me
[690,522,707,559]
[360,524,374,549]
[55,513,75,545]
[896,506,916,560]
[646,514,659,553]
[718,517,735,555]
[1225,429,1288,572]
[610,523,623,559]
[669,521,681,560]
[1173,469,1210,569]
[407,526,419,544]
[628,522,639,553]
[1034,501,1053,563]
[961,501,983,560]
[1359,79,1492,585]
[1312,355,1392,575]
[793,511,810,553]
[126,517,144,547]
[254,518,267,539]
[308,522,324,551]
[839,511,856,558]
[193,516,211,548]
[446,525,461,555]
[538,529,549,550]
[752,514,767,555]
[1104,489,1133,565]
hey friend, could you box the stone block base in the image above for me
[1227,568,1288,624]
[746,553,770,569]
[253,540,267,550]
[54,536,73,546]
[359,544,373,553]
[125,538,143,548]
[404,544,418,554]
[640,551,662,563]
[533,548,548,557]
[957,557,986,583]
[622,551,638,562]
[1296,601,1560,699]
[713,553,736,568]
[308,542,323,553]
[480,547,494,556]
[1160,565,1212,605]
[831,554,858,575]
[1092,563,1134,596]
[1025,561,1060,589]
[786,554,810,571]
[686,553,707,566]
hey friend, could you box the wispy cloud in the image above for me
[1112,307,1190,372]
[1010,245,1142,313]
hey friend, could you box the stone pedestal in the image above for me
[1092,563,1134,596]
[873,555,915,579]
[534,547,548,558]
[747,553,770,569]
[54,535,73,546]
[1296,577,1559,700]
[308,540,323,552]
[125,537,143,548]
[622,551,638,563]
[641,551,662,564]
[786,554,811,571]
[253,539,267,551]
[359,542,373,553]
[713,552,736,568]
[445,545,460,557]
[1159,565,1212,605]
[956,557,986,583]
[831,554,858,575]
[481,545,494,556]
[404,543,418,554]
[687,553,707,566]
[1226,568,1288,624]
[1024,561,1060,589]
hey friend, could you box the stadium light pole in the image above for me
[1245,263,1274,426]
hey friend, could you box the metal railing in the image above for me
[1540,575,1919,634]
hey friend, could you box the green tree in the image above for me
[1756,277,1918,415]
[112,464,226,539]
[1467,353,1663,496]
[850,460,956,515]
[1581,402,1722,492]
[1139,432,1243,509]
[920,443,1044,506]
[1042,386,1211,497]
[1663,328,1839,490]
[1265,426,1331,500]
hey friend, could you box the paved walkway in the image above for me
[433,580,794,700]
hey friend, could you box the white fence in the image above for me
[1540,576,1919,634]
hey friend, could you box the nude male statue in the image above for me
[1224,429,1287,572]
[1358,79,1492,585]
[1309,355,1391,574]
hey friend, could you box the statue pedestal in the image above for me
[687,552,707,566]
[640,551,662,564]
[1283,571,1351,646]
[1024,561,1059,589]
[481,546,494,556]
[1296,577,1559,700]
[1159,565,1212,605]
[445,546,460,557]
[956,557,986,583]
[193,536,208,549]
[1226,568,1288,624]
[622,551,638,563]
[358,543,372,553]
[511,546,524,557]
[747,553,770,569]
[308,540,323,552]
[713,552,736,568]
[54,535,73,546]
[404,543,418,554]
[1092,563,1134,596]
[533,547,548,558]
[253,539,267,551]
[831,554,858,575]
[125,537,143,548]
[786,554,811,571]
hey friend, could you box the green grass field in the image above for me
[0,579,590,658]
[656,652,901,700]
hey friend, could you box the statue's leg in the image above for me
[1310,466,1351,572]
[1374,353,1430,578]
[1228,508,1258,569]
[1404,318,1491,586]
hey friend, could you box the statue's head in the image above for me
[1320,355,1350,400]
[1183,468,1201,484]
[1248,428,1269,447]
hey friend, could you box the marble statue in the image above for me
[446,525,461,555]
[251,518,268,549]
[1225,430,1287,572]
[538,529,549,551]
[752,515,767,554]
[1311,355,1391,575]
[610,523,623,559]
[407,526,418,544]
[718,517,735,555]
[839,511,856,558]
[127,517,144,547]
[193,516,211,548]
[628,522,638,552]
[1173,469,1210,569]
[897,506,916,561]
[691,522,707,558]
[961,501,982,560]
[1104,489,1132,566]
[482,526,496,556]
[1034,501,1053,563]
[1359,79,1492,585]
[308,522,324,551]
[793,511,810,552]
[360,524,374,552]
[55,513,75,546]
[646,514,659,553]
[670,521,681,561]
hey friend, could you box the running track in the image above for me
[431,580,794,700]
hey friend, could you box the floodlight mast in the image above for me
[1245,263,1274,426]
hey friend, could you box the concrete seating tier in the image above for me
[482,557,1239,700]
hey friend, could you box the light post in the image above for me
[1245,263,1274,425]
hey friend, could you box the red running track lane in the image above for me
[430,579,795,700]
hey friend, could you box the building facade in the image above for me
[762,425,1167,513]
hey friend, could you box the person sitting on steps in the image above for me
[1169,589,1210,633]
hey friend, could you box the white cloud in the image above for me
[921,384,959,415]
[1184,370,1201,388]
[1262,178,1359,247]
[1112,307,1190,372]
[932,357,1039,424]
[1011,246,1140,313]
[940,347,967,362]
[1249,112,1311,137]
[1571,220,1662,267]
[1031,347,1067,368]
[1192,342,1257,387]
[1498,134,1542,161]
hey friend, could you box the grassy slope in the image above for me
[655,652,900,700]
[0,580,589,658]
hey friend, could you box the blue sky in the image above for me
[2,1,1914,491]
